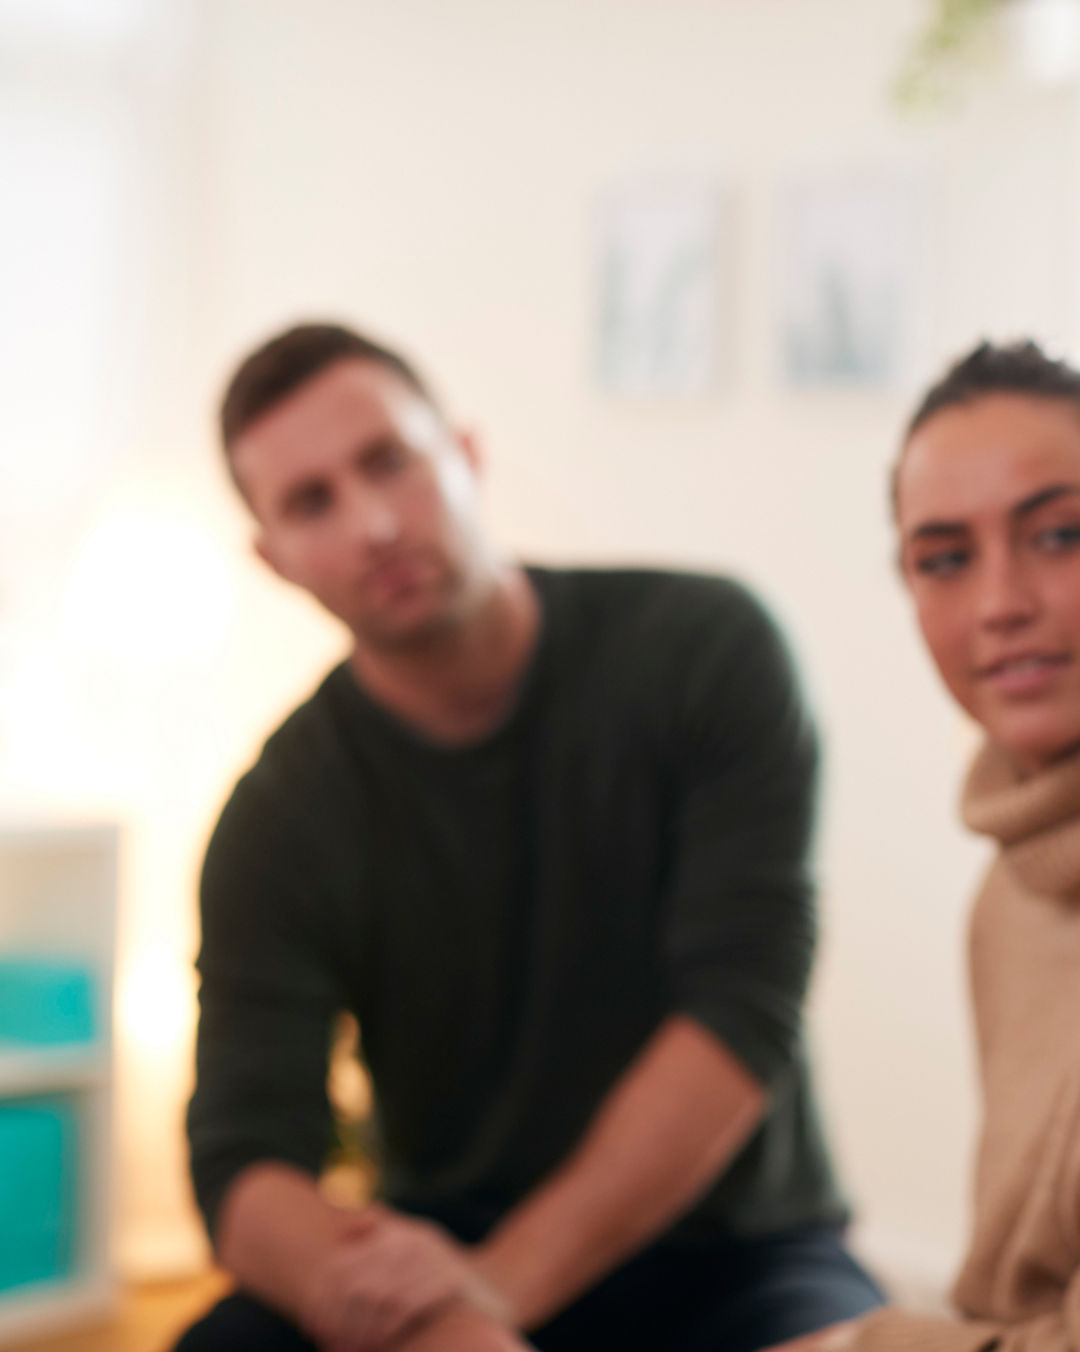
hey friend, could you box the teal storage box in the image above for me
[0,960,97,1046]
[0,1097,78,1293]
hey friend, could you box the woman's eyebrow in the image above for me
[1012,483,1080,519]
[907,484,1080,542]
[909,520,968,541]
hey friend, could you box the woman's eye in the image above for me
[1034,523,1080,553]
[914,548,969,578]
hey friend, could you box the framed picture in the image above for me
[594,179,733,397]
[776,169,932,389]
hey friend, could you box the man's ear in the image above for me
[254,532,287,581]
[455,427,484,476]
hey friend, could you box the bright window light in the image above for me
[0,0,148,52]
[61,508,235,671]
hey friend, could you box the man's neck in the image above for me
[349,567,541,745]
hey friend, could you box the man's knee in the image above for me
[393,1304,531,1351]
[171,1291,529,1352]
[171,1292,316,1352]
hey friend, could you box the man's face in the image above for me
[231,359,493,648]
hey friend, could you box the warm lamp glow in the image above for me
[61,507,234,671]
[118,944,194,1060]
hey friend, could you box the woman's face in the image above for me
[897,392,1080,773]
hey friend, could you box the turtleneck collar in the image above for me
[962,740,1080,900]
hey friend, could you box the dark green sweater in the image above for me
[188,568,847,1244]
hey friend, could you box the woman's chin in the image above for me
[993,727,1080,776]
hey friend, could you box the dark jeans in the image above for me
[173,1221,886,1352]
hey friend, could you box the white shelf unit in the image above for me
[0,822,118,1346]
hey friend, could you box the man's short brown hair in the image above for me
[219,322,440,452]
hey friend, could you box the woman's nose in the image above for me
[976,553,1039,632]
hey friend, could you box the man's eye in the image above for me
[1034,523,1080,553]
[290,485,332,518]
[914,548,969,578]
[365,443,409,477]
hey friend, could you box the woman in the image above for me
[772,339,1080,1352]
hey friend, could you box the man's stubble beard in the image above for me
[350,563,488,657]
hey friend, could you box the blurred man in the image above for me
[177,323,882,1352]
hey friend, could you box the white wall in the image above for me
[6,0,1080,1290]
[0,0,220,1278]
[188,0,1080,1280]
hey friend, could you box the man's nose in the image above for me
[344,486,400,549]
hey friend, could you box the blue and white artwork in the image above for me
[595,180,730,396]
[777,171,930,389]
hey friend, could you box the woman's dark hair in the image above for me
[905,340,1080,442]
[220,321,440,453]
[894,340,1080,516]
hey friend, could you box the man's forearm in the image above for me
[390,1305,530,1352]
[471,1014,767,1331]
[214,1164,529,1350]
[213,1017,768,1339]
[214,1160,357,1324]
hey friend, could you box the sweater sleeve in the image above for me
[990,1266,1080,1351]
[661,582,820,1089]
[853,1310,1002,1352]
[853,1264,1080,1352]
[186,773,347,1241]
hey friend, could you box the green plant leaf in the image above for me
[894,0,1003,111]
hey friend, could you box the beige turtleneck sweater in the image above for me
[855,742,1080,1352]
